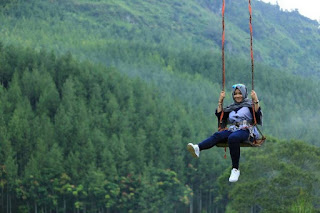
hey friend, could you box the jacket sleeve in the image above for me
[215,109,229,128]
[250,107,263,125]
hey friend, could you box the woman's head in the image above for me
[232,84,247,103]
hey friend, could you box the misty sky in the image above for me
[260,0,319,21]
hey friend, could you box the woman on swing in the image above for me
[187,83,263,182]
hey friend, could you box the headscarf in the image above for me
[223,84,253,113]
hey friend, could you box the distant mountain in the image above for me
[0,0,319,77]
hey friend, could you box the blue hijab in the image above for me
[223,84,263,125]
[223,84,252,113]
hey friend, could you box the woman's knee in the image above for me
[228,134,241,144]
[212,131,221,137]
[212,131,228,141]
[228,130,249,144]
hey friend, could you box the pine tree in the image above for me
[8,98,33,176]
[54,78,79,155]
[36,70,60,119]
[84,164,106,212]
[100,145,117,180]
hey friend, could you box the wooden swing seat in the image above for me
[215,136,266,147]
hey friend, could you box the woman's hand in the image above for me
[217,91,225,113]
[219,91,225,103]
[251,90,258,102]
[251,90,260,112]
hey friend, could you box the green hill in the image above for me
[0,0,319,76]
[1,0,320,211]
[1,0,320,143]
[0,44,217,212]
[1,44,320,212]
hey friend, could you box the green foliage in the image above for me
[0,44,216,212]
[0,39,319,212]
[217,139,320,212]
[0,0,319,143]
[0,0,318,77]
[0,0,319,211]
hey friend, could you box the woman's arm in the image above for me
[251,90,260,112]
[249,107,262,125]
[217,91,225,113]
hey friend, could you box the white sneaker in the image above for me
[229,168,240,182]
[187,143,200,158]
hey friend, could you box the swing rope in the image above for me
[249,0,254,91]
[221,0,226,91]
[218,0,266,148]
[248,0,266,142]
[221,0,255,91]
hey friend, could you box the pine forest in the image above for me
[0,0,320,212]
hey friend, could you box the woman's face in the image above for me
[233,89,243,103]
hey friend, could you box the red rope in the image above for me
[221,0,225,91]
[248,0,254,90]
[221,0,255,91]
[220,1,256,121]
[218,1,265,149]
[219,0,226,132]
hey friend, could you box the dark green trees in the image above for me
[1,43,320,212]
[0,44,206,212]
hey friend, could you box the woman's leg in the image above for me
[228,130,250,169]
[198,130,231,151]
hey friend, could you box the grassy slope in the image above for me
[1,0,318,74]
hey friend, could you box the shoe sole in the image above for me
[229,178,239,183]
[229,171,240,182]
[187,144,198,158]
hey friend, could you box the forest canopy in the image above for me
[0,43,320,212]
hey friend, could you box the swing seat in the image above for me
[216,136,266,147]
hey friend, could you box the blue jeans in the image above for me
[198,130,249,169]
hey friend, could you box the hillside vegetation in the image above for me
[0,0,319,76]
[1,0,320,143]
[0,0,320,212]
[0,44,320,212]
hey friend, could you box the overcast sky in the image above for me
[260,0,319,21]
